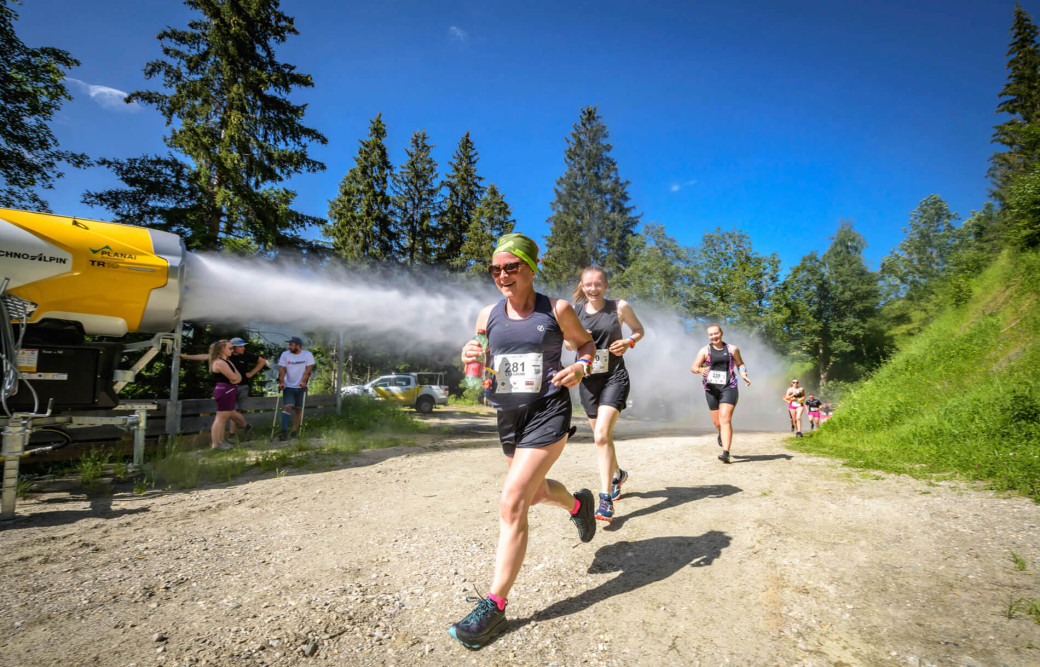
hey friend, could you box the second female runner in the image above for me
[572,265,645,522]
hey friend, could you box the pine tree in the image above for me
[541,106,640,288]
[820,221,884,383]
[84,154,205,245]
[880,195,961,300]
[326,114,397,263]
[86,0,326,250]
[766,251,828,374]
[437,132,484,267]
[392,130,440,266]
[0,0,88,211]
[457,184,515,275]
[990,3,1040,203]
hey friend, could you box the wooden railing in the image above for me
[50,394,340,445]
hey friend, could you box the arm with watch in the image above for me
[551,298,595,388]
[607,299,645,356]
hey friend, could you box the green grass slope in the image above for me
[793,251,1040,500]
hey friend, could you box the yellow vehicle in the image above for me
[341,373,449,413]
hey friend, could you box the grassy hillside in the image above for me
[793,250,1040,500]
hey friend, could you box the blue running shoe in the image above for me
[610,469,628,501]
[595,493,614,522]
[448,595,506,650]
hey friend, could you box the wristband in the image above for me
[738,365,747,373]
[577,357,592,373]
[628,336,636,348]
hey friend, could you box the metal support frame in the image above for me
[166,321,183,440]
[1,416,30,519]
[0,401,154,519]
[113,332,178,393]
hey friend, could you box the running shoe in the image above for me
[610,469,628,500]
[279,430,288,442]
[570,489,596,542]
[718,450,731,463]
[595,493,614,522]
[717,433,723,447]
[448,595,506,649]
[796,431,803,438]
[290,430,298,438]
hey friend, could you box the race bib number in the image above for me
[707,370,728,385]
[494,353,543,394]
[591,349,610,375]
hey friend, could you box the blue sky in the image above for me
[11,0,1029,272]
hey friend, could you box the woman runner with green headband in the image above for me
[449,233,597,650]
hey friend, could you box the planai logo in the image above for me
[90,245,137,260]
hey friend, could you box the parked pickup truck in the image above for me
[341,373,449,413]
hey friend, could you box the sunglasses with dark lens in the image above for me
[487,261,523,277]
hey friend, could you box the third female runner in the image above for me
[691,324,751,463]
[572,265,645,522]
[783,379,806,437]
[451,233,598,650]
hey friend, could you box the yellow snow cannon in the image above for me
[0,208,185,336]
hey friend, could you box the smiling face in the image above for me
[707,325,723,346]
[490,252,534,299]
[580,268,608,302]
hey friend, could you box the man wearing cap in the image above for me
[278,336,315,441]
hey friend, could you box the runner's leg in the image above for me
[490,438,569,600]
[592,406,621,496]
[719,403,735,452]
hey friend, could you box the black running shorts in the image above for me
[579,367,631,418]
[497,390,572,457]
[704,385,738,411]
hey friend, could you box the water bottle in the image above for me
[464,329,489,389]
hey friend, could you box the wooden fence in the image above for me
[33,394,340,455]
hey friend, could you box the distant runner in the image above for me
[805,394,823,431]
[450,233,597,650]
[691,324,751,463]
[783,379,806,437]
[571,265,645,523]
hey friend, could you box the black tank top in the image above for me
[577,299,625,375]
[703,342,737,390]
[212,359,235,383]
[486,293,564,410]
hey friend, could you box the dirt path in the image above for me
[2,413,1039,666]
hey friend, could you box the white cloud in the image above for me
[670,179,697,193]
[65,78,140,112]
[448,25,468,42]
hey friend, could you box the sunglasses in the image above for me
[487,261,523,277]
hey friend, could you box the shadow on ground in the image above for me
[606,484,741,530]
[508,532,731,632]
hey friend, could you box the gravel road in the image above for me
[1,411,1039,666]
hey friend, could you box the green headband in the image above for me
[492,233,539,274]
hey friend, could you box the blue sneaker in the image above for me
[595,493,614,522]
[610,469,628,500]
[448,595,506,649]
